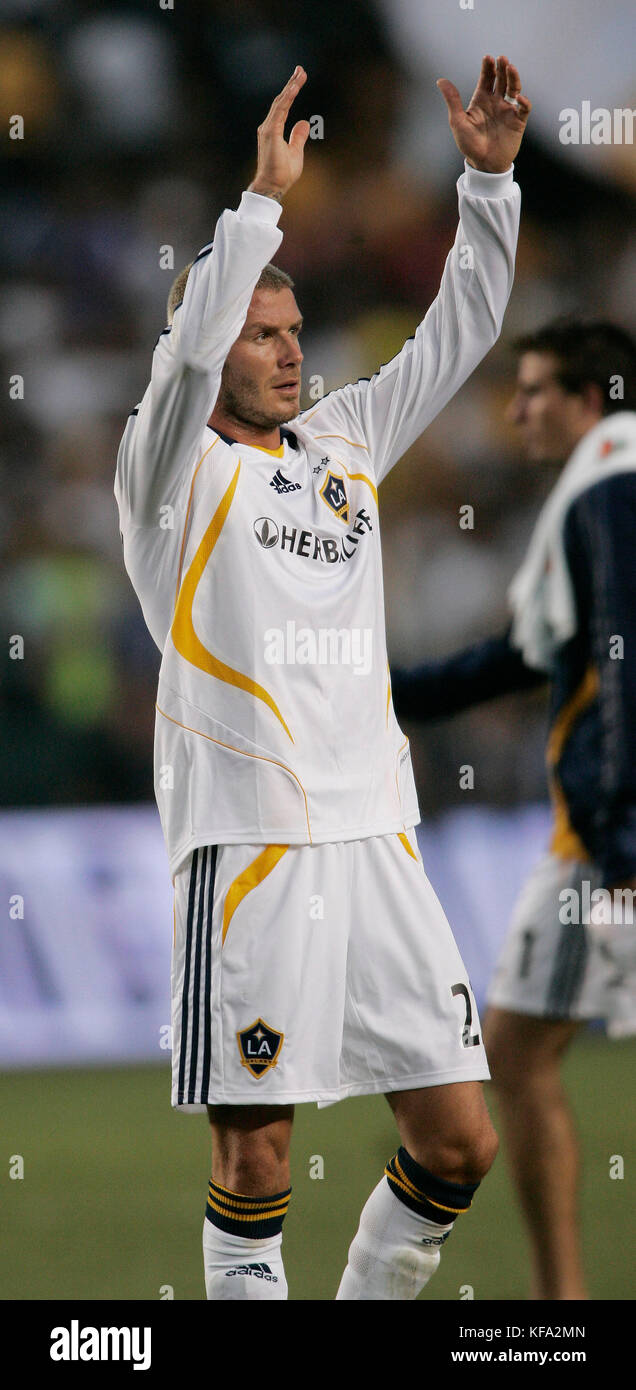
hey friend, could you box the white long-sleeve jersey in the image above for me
[115,165,520,877]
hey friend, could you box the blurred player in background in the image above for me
[115,59,530,1300]
[392,320,636,1298]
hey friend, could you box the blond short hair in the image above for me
[166,260,295,325]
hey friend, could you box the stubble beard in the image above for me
[218,368,299,431]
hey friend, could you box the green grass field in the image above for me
[1,1033,634,1301]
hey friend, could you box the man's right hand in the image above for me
[248,66,309,202]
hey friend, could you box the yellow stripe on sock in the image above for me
[389,1157,468,1216]
[208,1183,290,1216]
[206,1194,289,1223]
[393,1155,426,1201]
[384,1165,429,1208]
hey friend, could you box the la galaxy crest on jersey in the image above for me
[237,1018,284,1077]
[320,470,349,523]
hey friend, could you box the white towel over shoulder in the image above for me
[508,412,636,672]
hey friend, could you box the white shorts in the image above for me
[487,853,636,1036]
[171,829,489,1107]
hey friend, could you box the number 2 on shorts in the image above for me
[451,982,481,1047]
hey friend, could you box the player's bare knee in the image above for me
[226,1153,288,1195]
[476,1120,499,1178]
[457,1119,498,1183]
[209,1108,292,1194]
[213,1135,289,1194]
[416,1118,498,1185]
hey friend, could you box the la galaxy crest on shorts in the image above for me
[237,1018,284,1077]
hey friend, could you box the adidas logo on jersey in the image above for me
[225,1263,278,1282]
[420,1232,451,1247]
[270,468,301,494]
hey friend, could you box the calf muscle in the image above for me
[207,1104,294,1194]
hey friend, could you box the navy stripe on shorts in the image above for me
[177,846,218,1104]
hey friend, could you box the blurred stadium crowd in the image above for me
[2,0,635,815]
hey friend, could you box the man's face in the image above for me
[507,352,597,465]
[216,288,303,430]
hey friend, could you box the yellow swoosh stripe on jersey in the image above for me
[171,461,294,743]
[174,436,220,604]
[341,465,378,508]
[155,704,312,839]
[397,832,418,861]
[546,665,598,862]
[312,431,369,450]
[222,845,288,945]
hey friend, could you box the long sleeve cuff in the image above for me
[462,161,515,198]
[237,190,284,225]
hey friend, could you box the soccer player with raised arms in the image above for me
[115,58,531,1300]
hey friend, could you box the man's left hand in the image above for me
[437,54,531,174]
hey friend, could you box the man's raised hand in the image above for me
[437,55,531,174]
[248,66,310,201]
